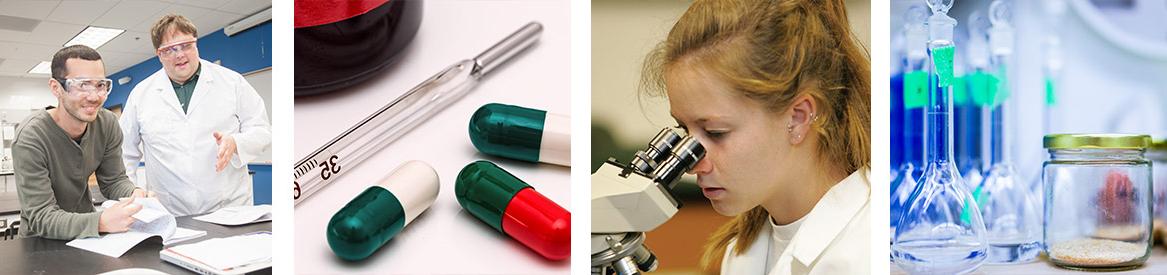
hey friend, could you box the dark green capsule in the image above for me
[468,103,547,163]
[326,186,405,261]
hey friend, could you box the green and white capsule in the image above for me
[469,103,570,166]
[326,160,439,261]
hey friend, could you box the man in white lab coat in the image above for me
[120,14,271,216]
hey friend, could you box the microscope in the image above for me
[591,128,706,275]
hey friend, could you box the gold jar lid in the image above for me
[1043,134,1150,149]
[1152,139,1167,152]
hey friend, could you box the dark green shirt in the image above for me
[171,66,201,113]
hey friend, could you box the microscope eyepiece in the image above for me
[630,128,683,175]
[653,136,705,188]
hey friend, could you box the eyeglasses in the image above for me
[157,40,197,58]
[55,78,112,97]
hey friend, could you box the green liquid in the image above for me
[932,45,957,87]
[1045,78,1057,106]
[903,71,930,109]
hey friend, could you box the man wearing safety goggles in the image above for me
[13,45,154,240]
[119,14,271,216]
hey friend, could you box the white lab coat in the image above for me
[721,169,871,275]
[120,59,271,216]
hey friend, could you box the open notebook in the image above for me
[66,198,206,257]
[161,231,272,275]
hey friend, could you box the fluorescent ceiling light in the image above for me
[64,26,124,49]
[28,61,50,74]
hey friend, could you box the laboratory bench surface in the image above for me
[891,248,1167,274]
[0,215,271,274]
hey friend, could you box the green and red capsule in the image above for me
[455,160,570,260]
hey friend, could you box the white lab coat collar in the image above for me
[146,59,216,117]
[185,60,214,115]
[721,168,871,275]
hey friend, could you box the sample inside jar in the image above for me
[1155,219,1166,243]
[1049,238,1145,266]
[1093,224,1146,241]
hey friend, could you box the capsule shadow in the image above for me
[467,151,571,173]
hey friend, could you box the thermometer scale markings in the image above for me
[294,159,318,179]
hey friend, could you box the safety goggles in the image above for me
[55,78,112,97]
[157,40,197,58]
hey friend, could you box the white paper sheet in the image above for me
[68,198,186,257]
[168,232,272,270]
[193,205,272,226]
[67,231,158,258]
[164,227,206,245]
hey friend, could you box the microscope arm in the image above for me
[591,162,681,233]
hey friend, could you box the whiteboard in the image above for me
[243,68,272,163]
[244,68,272,120]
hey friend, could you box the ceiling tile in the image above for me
[99,30,153,55]
[0,14,41,32]
[99,51,152,73]
[0,0,60,19]
[25,21,85,46]
[0,29,31,42]
[130,3,214,32]
[218,0,269,15]
[13,42,56,59]
[189,10,242,36]
[0,58,39,75]
[91,0,169,30]
[181,0,231,9]
[45,0,118,25]
[0,41,20,58]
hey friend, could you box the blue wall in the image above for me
[250,164,272,205]
[110,21,273,205]
[105,21,272,108]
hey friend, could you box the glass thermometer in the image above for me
[294,22,543,206]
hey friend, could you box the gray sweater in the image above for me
[14,109,137,240]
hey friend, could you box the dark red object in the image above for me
[502,188,571,261]
[294,0,390,28]
[1098,170,1136,224]
[294,0,422,96]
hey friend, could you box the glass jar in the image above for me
[1043,134,1152,270]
